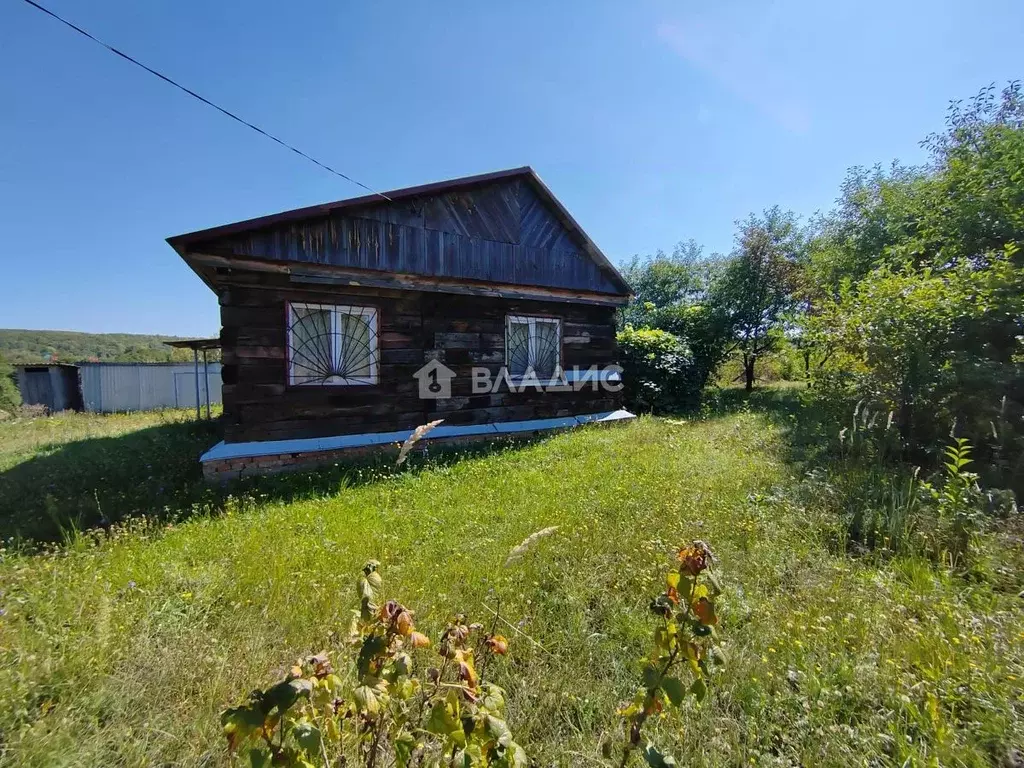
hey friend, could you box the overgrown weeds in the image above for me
[785,394,1019,575]
[221,561,525,767]
[0,404,1021,766]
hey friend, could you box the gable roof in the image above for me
[167,167,631,299]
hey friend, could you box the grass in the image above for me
[0,401,1022,766]
[0,408,222,543]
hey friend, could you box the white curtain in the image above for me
[533,320,559,379]
[338,312,373,379]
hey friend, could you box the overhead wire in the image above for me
[17,0,391,200]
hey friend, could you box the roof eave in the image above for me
[181,250,632,306]
[168,239,221,295]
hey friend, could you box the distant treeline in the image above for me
[0,329,218,364]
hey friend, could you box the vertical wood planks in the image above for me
[194,178,622,296]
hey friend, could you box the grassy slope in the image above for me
[0,409,1021,766]
[0,409,223,542]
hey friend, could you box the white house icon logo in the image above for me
[413,360,456,399]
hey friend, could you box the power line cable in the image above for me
[17,0,391,200]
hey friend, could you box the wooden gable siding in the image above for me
[218,270,620,444]
[193,178,622,296]
[518,182,576,251]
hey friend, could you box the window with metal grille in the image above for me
[505,315,562,383]
[287,303,379,385]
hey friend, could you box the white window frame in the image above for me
[287,302,379,386]
[505,314,565,386]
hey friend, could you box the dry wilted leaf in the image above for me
[677,540,714,576]
[485,635,509,655]
[692,596,718,626]
[396,610,413,636]
[409,631,431,649]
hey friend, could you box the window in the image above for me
[287,303,379,385]
[506,315,562,383]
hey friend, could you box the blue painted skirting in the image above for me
[201,409,636,463]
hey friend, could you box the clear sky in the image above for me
[1,0,1020,336]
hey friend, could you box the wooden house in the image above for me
[167,167,634,479]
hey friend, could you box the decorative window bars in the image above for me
[505,315,562,383]
[287,303,379,385]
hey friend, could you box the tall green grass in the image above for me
[0,408,1021,766]
[0,408,222,543]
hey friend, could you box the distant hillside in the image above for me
[0,329,218,364]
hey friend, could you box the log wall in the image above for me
[219,270,621,444]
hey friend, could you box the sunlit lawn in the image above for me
[0,408,221,543]
[0,405,1021,766]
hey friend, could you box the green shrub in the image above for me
[801,83,1024,495]
[616,326,696,413]
[618,243,733,391]
[806,249,1024,492]
[0,355,21,414]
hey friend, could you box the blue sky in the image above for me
[1,0,1020,336]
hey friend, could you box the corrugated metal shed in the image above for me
[15,365,83,412]
[78,362,221,413]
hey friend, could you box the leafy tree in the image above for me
[619,242,731,391]
[0,354,22,414]
[919,81,1024,268]
[620,240,711,324]
[803,82,1024,489]
[0,329,218,364]
[801,164,927,297]
[715,207,803,390]
[656,302,733,390]
[805,81,1024,291]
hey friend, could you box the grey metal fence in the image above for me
[78,363,222,413]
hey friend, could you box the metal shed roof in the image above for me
[164,338,221,351]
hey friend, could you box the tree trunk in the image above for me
[743,355,756,391]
